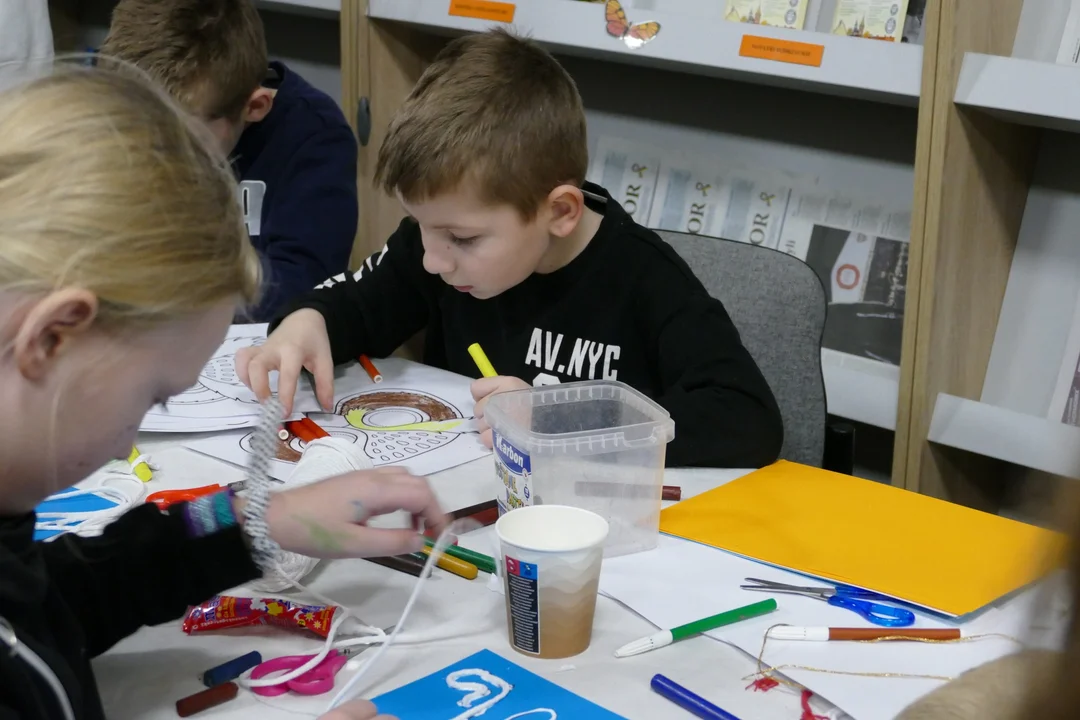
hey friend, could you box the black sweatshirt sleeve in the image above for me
[272,218,434,365]
[39,503,260,658]
[647,281,784,469]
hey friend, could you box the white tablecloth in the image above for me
[89,438,821,720]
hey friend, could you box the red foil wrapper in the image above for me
[182,596,338,638]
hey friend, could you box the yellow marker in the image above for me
[467,343,497,378]
[418,546,479,580]
[128,446,153,482]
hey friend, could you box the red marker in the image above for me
[359,354,383,383]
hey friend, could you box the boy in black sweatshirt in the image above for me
[102,0,358,322]
[238,29,783,469]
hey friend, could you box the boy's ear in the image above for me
[546,184,585,238]
[13,289,98,381]
[243,87,275,124]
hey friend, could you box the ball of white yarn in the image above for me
[249,437,373,592]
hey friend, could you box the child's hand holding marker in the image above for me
[236,308,336,414]
[468,343,529,449]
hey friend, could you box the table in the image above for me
[90,438,828,720]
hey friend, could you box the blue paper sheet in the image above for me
[33,487,117,541]
[370,649,626,720]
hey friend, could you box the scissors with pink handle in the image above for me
[249,645,371,697]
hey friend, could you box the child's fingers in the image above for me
[234,346,254,388]
[479,428,493,449]
[470,375,504,401]
[276,352,303,416]
[308,351,336,411]
[246,353,275,403]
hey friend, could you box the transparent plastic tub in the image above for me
[485,380,675,558]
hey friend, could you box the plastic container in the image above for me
[484,380,675,557]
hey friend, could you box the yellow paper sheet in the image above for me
[659,461,1068,616]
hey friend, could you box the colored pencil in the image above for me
[365,554,426,577]
[423,539,497,574]
[467,343,498,378]
[359,354,383,383]
[766,627,962,642]
[417,546,479,580]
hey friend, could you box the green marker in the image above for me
[423,539,497,575]
[613,598,778,658]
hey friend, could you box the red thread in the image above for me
[800,690,828,720]
[746,677,780,692]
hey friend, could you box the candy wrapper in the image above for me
[182,596,338,638]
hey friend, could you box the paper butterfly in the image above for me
[604,0,661,50]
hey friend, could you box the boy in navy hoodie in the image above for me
[102,0,358,322]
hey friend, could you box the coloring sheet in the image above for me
[184,357,491,479]
[139,324,316,432]
[370,649,626,720]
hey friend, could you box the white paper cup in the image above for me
[495,505,609,659]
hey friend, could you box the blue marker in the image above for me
[201,651,262,687]
[650,674,741,720]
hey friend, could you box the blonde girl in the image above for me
[0,63,437,720]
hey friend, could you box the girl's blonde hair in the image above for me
[0,61,260,327]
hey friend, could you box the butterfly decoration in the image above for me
[604,0,661,50]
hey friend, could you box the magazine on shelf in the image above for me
[588,136,912,367]
[1057,0,1080,65]
[723,0,809,29]
[831,0,911,42]
[1048,302,1080,426]
[586,135,664,226]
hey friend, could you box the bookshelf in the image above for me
[343,0,1063,502]
[956,53,1080,133]
[366,0,924,104]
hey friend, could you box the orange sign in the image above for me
[739,35,824,67]
[449,0,516,22]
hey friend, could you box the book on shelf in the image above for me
[1048,301,1080,426]
[831,0,910,42]
[1057,0,1080,65]
[724,0,809,30]
[586,136,911,368]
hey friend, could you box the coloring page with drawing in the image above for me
[184,357,491,479]
[370,649,626,720]
[139,324,318,432]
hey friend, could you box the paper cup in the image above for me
[495,505,609,659]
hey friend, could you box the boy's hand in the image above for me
[471,376,531,449]
[236,309,334,415]
[318,699,395,720]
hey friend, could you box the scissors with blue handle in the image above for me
[741,577,915,627]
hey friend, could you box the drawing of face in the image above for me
[240,389,473,478]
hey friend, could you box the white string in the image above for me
[326,517,478,710]
[35,457,149,539]
[249,438,374,593]
[235,519,478,697]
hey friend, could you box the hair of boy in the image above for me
[0,62,260,327]
[100,0,267,121]
[374,28,589,220]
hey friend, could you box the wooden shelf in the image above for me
[956,53,1080,132]
[929,394,1080,479]
[257,0,340,16]
[367,0,923,105]
[823,351,899,430]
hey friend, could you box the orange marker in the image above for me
[359,355,383,383]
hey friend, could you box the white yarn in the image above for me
[35,456,150,539]
[248,437,374,593]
